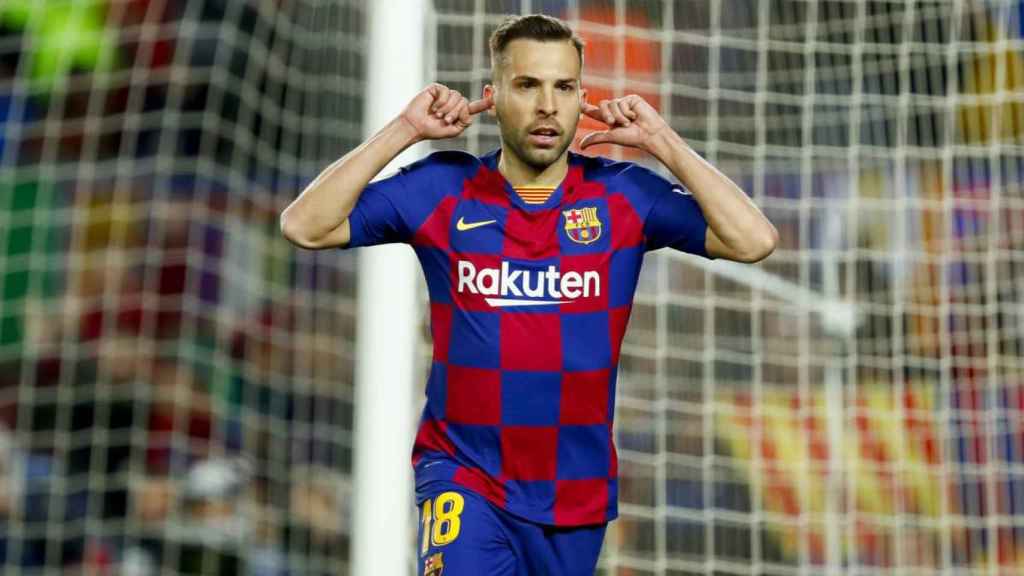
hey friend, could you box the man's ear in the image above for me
[483,84,497,116]
[579,88,588,112]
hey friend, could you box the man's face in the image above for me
[487,39,584,171]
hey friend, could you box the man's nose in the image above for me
[537,87,556,116]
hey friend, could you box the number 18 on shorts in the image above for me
[416,486,606,576]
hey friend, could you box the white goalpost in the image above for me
[352,1,426,574]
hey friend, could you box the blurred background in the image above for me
[1,0,1023,574]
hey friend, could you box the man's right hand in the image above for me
[400,83,493,141]
[281,84,493,250]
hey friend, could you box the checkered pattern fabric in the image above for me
[346,149,709,526]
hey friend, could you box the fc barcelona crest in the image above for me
[562,206,602,245]
[424,552,444,576]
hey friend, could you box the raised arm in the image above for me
[280,84,493,249]
[580,95,778,263]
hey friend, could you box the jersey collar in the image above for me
[481,148,584,211]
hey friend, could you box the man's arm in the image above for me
[579,95,778,263]
[280,84,493,249]
[645,129,778,262]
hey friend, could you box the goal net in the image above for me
[427,1,1023,575]
[1,0,1023,575]
[0,1,362,574]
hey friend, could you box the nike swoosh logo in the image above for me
[456,216,497,231]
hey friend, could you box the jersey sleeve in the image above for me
[344,151,459,248]
[644,181,710,257]
[615,162,710,257]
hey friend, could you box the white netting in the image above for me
[4,0,1024,574]
[0,1,363,574]
[432,1,1024,574]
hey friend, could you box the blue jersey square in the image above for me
[609,246,643,308]
[425,361,447,419]
[447,423,503,477]
[560,312,612,371]
[607,369,620,425]
[606,477,618,519]
[644,189,709,256]
[450,310,500,369]
[450,201,507,254]
[416,246,453,304]
[501,371,561,426]
[504,480,556,523]
[556,425,610,479]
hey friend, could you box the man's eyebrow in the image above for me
[510,75,577,83]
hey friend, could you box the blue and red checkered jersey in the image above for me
[346,148,710,526]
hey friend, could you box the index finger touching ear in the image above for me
[467,95,493,115]
[581,102,605,122]
[456,100,472,125]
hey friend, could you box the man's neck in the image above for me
[498,145,569,188]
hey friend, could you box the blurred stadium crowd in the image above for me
[0,1,361,574]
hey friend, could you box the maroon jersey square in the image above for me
[560,369,610,425]
[500,312,562,371]
[554,479,609,525]
[430,302,452,363]
[445,366,501,425]
[462,165,512,208]
[607,193,644,249]
[411,195,458,250]
[609,305,632,365]
[502,207,560,260]
[454,465,507,507]
[413,418,455,461]
[501,426,559,481]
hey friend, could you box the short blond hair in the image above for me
[489,14,584,80]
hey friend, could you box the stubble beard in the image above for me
[497,110,577,173]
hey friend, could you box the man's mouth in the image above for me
[528,126,560,148]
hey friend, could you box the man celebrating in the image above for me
[281,13,776,576]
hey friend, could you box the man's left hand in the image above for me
[579,95,670,151]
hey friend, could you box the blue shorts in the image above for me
[416,482,607,576]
